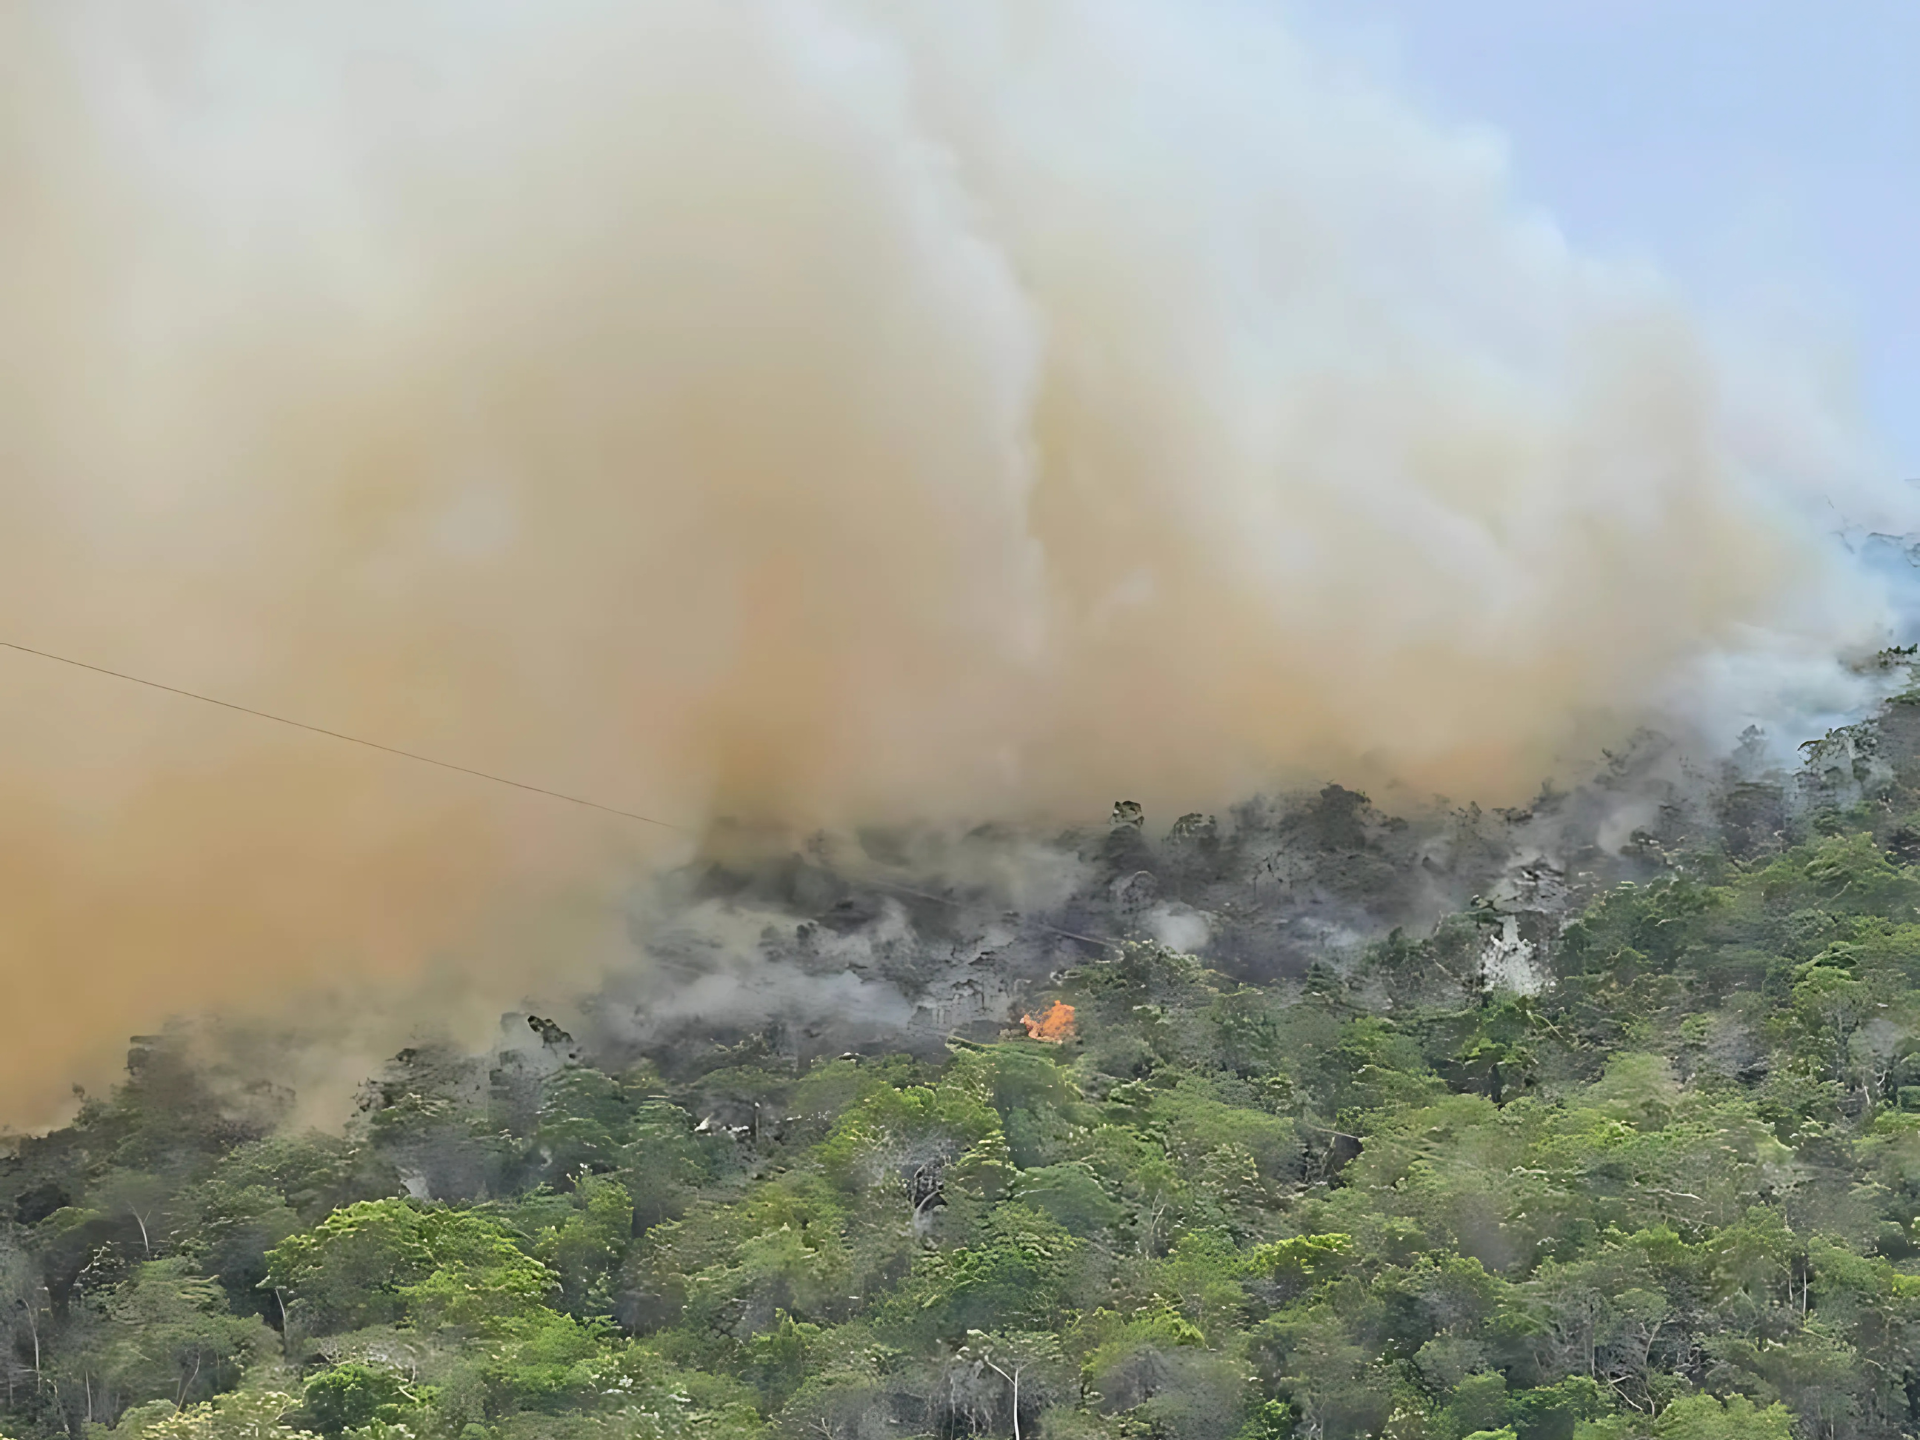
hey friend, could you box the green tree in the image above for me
[117,1390,318,1439]
[0,1234,48,1404]
[264,1200,553,1337]
[302,1364,414,1436]
[92,1260,274,1416]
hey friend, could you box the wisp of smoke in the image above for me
[0,0,1908,1124]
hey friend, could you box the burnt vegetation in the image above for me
[13,679,1920,1438]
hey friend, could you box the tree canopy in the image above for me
[15,698,1920,1438]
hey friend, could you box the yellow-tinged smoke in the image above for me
[0,0,1903,1123]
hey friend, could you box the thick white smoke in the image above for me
[0,0,1906,1123]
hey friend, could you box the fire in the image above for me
[1021,1001,1077,1044]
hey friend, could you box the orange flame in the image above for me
[1021,1001,1077,1044]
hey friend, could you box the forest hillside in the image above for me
[11,688,1920,1440]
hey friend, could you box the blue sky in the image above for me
[1288,0,1918,478]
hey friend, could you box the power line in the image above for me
[0,636,1124,953]
[0,638,688,832]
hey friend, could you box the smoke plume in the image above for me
[0,0,1906,1123]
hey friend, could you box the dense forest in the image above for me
[13,687,1920,1440]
